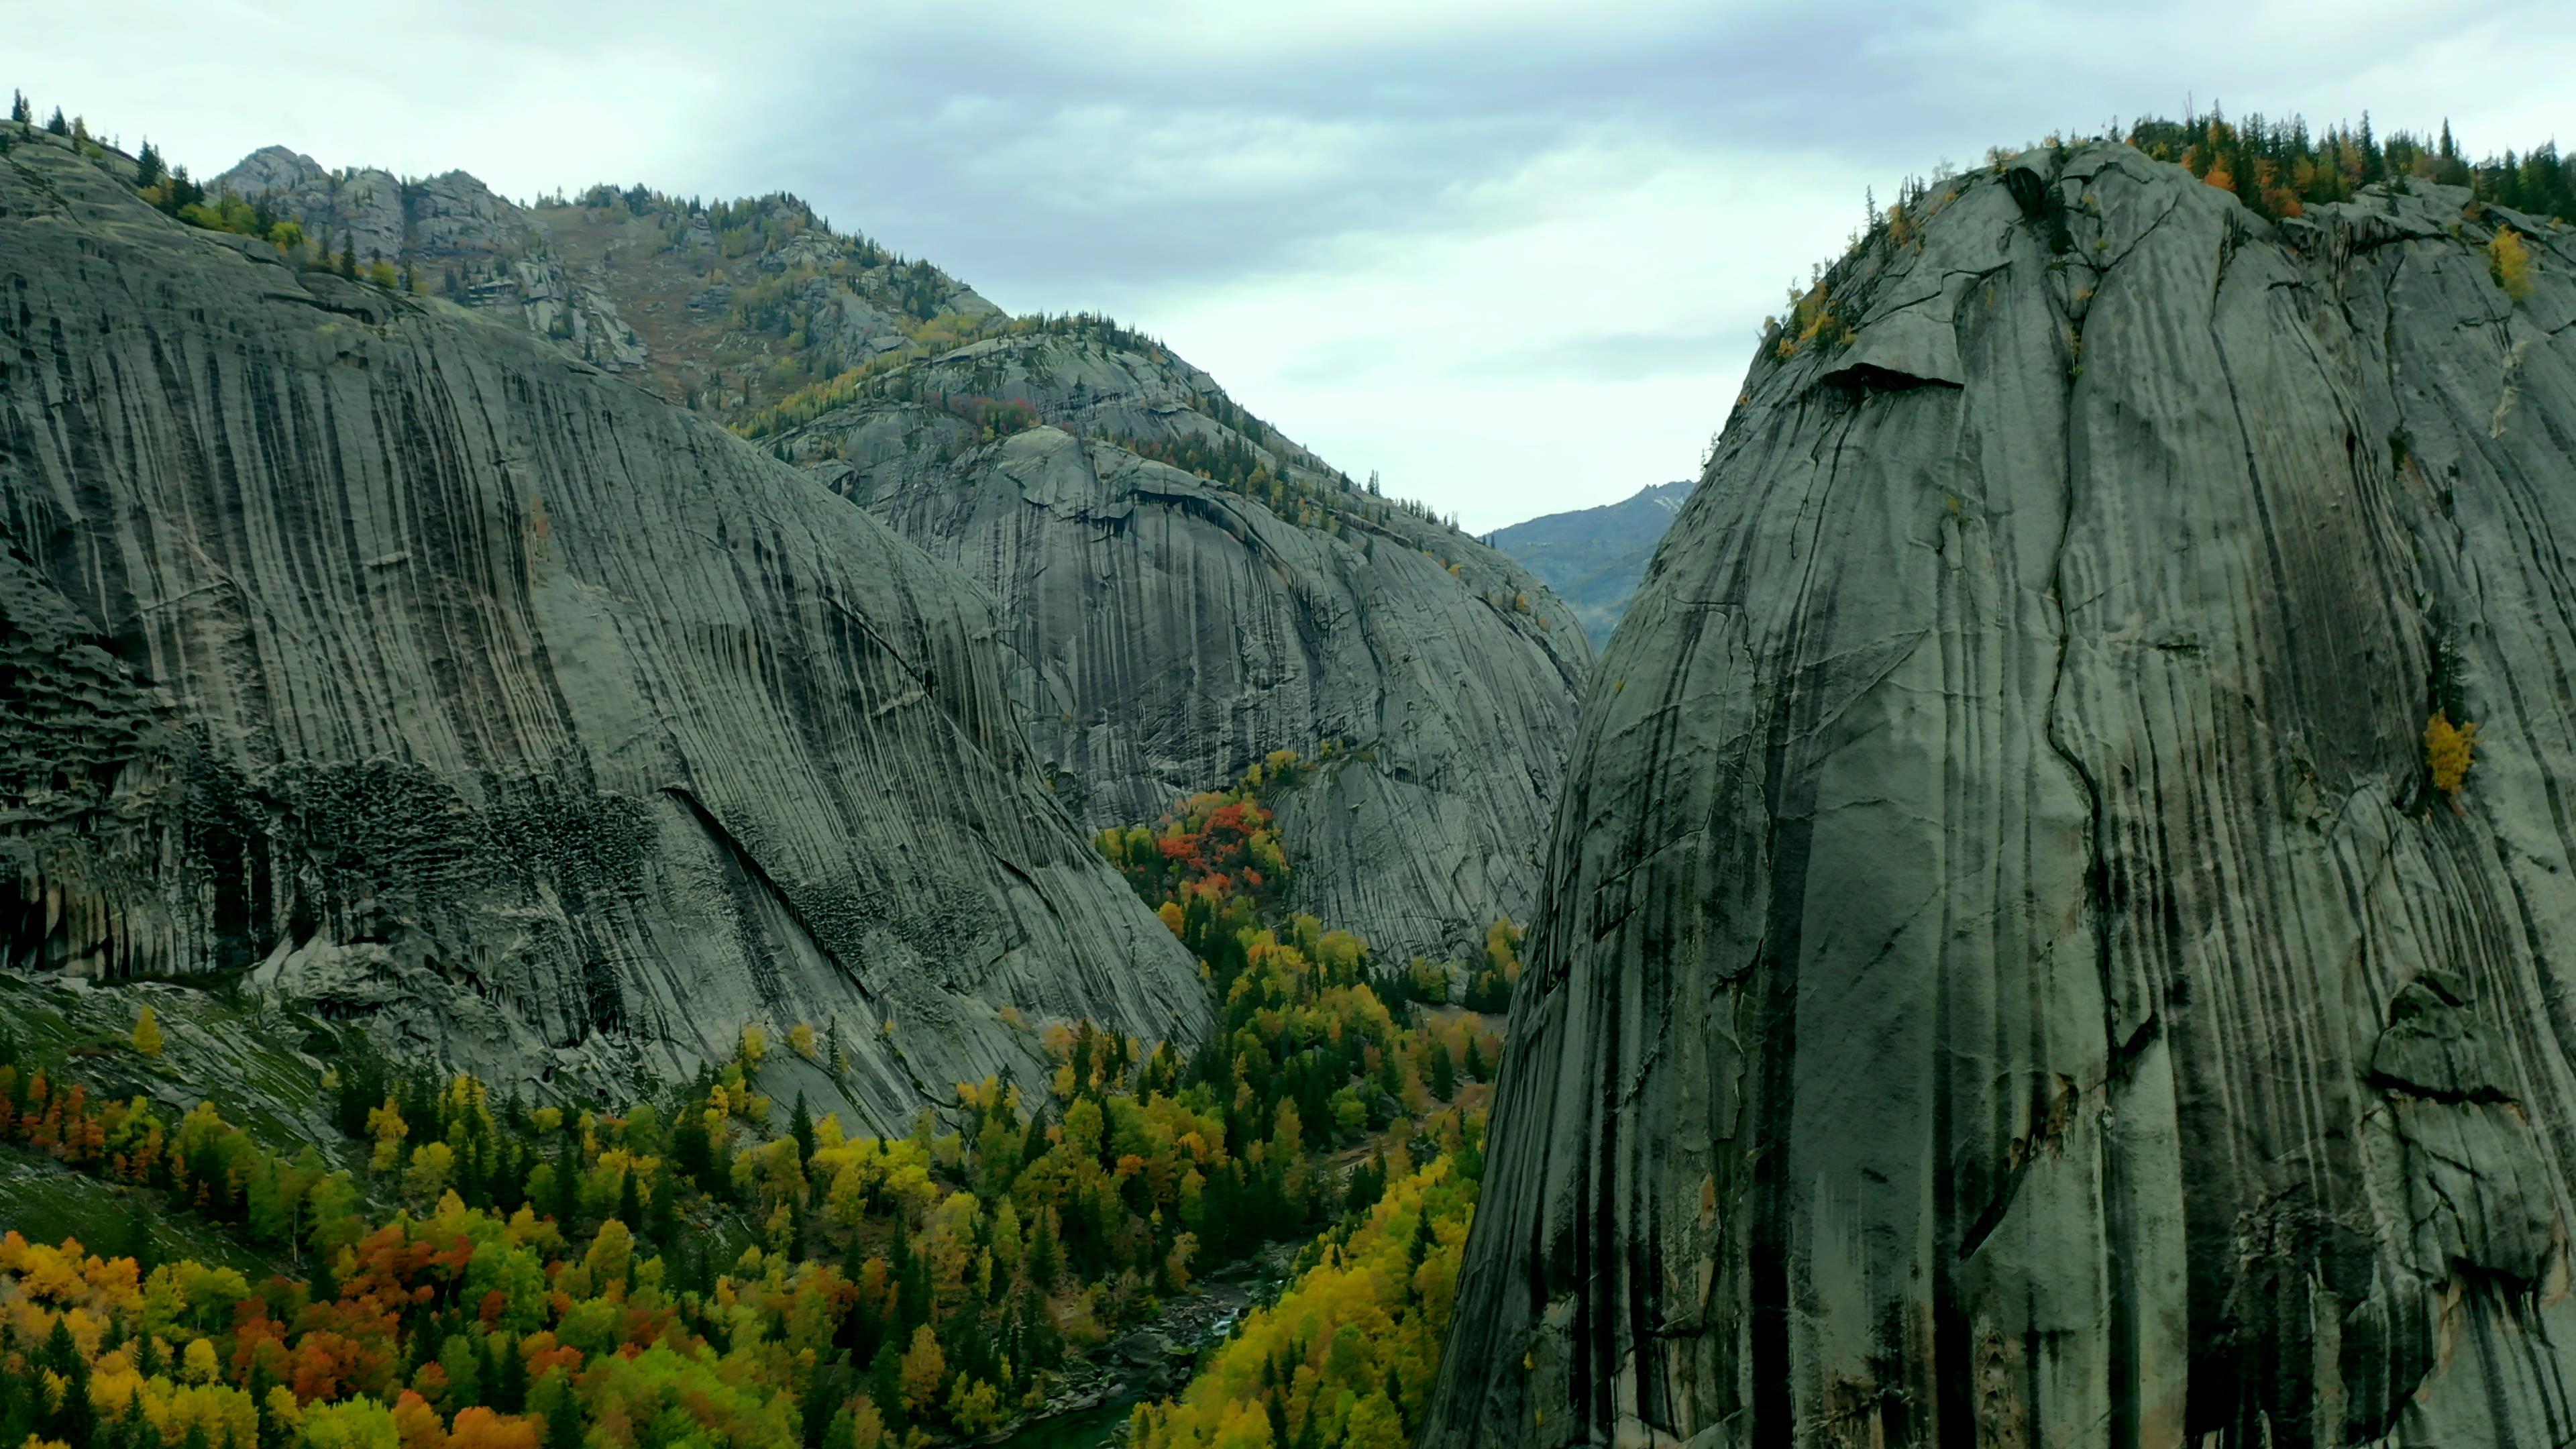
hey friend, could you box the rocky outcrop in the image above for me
[1,127,1204,1132]
[1427,144,2576,1446]
[790,329,1591,963]
[211,146,523,266]
[213,148,654,376]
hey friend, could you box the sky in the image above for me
[13,1,2573,531]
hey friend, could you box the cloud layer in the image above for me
[15,0,2573,527]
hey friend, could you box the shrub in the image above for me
[2491,227,2536,299]
[2425,711,2479,796]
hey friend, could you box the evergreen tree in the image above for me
[550,1136,580,1228]
[868,1340,907,1433]
[42,1317,93,1448]
[492,1332,529,1413]
[1429,1042,1456,1100]
[46,107,68,136]
[791,1091,816,1175]
[1026,1206,1061,1288]
[649,1167,679,1244]
[542,1373,584,1449]
[616,1169,643,1235]
[8,91,28,125]
[133,140,164,191]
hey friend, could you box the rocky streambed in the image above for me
[986,1242,1301,1449]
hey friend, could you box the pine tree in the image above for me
[8,91,28,125]
[1026,1206,1061,1287]
[492,1333,530,1413]
[649,1166,679,1244]
[616,1169,643,1235]
[42,1317,93,1447]
[1429,1042,1456,1100]
[791,1091,816,1174]
[542,1372,584,1449]
[45,107,68,136]
[133,140,164,191]
[550,1137,580,1227]
[869,1340,907,1432]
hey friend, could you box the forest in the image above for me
[0,756,1507,1449]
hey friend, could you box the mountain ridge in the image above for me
[1,122,1204,1130]
[1485,480,1692,647]
[196,140,1592,961]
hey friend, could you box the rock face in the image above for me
[201,142,1589,965]
[786,328,1592,962]
[1426,143,2576,1446]
[211,146,521,268]
[1,128,1205,1131]
[213,147,658,376]
[1486,480,1693,647]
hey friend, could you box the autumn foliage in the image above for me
[2426,711,2479,796]
[0,741,1523,1449]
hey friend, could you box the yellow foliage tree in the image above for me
[130,1007,162,1058]
[2426,712,2479,796]
[2491,227,2536,300]
[898,1324,947,1411]
[367,1096,409,1173]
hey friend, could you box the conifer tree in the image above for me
[8,91,28,125]
[46,106,68,136]
[549,1136,580,1227]
[541,1373,582,1449]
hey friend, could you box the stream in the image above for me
[985,1243,1301,1449]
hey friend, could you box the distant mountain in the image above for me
[1485,481,1693,647]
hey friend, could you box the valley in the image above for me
[7,91,2576,1449]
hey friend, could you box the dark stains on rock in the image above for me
[1423,142,2576,1448]
[0,129,1203,1132]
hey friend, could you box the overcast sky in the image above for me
[14,1,2573,530]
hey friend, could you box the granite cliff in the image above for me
[215,148,1591,964]
[1426,142,2576,1446]
[0,125,1204,1131]
[777,330,1591,963]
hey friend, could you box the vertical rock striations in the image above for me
[1426,142,2576,1446]
[202,148,1578,960]
[0,129,1204,1131]
[786,330,1592,963]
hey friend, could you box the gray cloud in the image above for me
[11,0,2573,527]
